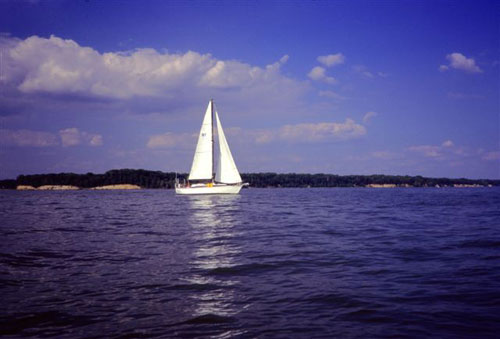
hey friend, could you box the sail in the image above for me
[215,111,242,184]
[188,101,213,180]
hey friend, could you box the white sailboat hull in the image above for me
[175,184,243,195]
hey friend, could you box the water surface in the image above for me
[1,188,499,337]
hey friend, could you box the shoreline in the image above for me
[16,184,142,191]
[2,169,498,190]
[10,184,495,191]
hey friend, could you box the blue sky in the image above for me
[0,0,498,179]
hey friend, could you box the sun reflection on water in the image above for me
[184,195,242,319]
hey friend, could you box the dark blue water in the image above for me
[1,188,499,338]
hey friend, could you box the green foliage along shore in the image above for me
[0,169,499,189]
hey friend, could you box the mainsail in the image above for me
[188,102,213,180]
[215,111,242,184]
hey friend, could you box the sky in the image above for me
[0,0,498,179]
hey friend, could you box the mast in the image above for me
[211,98,215,182]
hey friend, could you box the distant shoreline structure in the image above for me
[0,169,498,190]
[12,183,491,191]
[16,184,141,190]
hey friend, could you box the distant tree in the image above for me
[3,170,498,189]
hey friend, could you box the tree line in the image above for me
[0,169,498,189]
[240,173,499,187]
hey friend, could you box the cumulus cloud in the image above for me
[308,66,337,84]
[371,151,398,160]
[151,119,366,147]
[441,140,454,147]
[408,145,442,158]
[277,119,365,142]
[1,35,303,103]
[0,127,102,147]
[408,140,457,158]
[317,53,345,67]
[352,65,374,78]
[362,111,377,123]
[318,90,345,100]
[231,120,366,144]
[0,128,58,147]
[279,55,289,63]
[440,52,482,73]
[59,128,80,147]
[408,141,499,171]
[59,128,103,147]
[90,135,103,146]
[482,151,500,161]
[147,132,196,148]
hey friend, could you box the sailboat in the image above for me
[175,99,248,195]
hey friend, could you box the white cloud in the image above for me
[442,140,454,147]
[149,119,366,147]
[308,66,337,84]
[308,66,325,80]
[237,119,366,144]
[371,151,398,160]
[317,53,345,67]
[146,132,196,149]
[440,52,482,73]
[0,128,58,147]
[59,128,80,147]
[408,145,442,158]
[318,90,345,100]
[408,140,460,158]
[279,55,289,64]
[0,127,102,147]
[352,65,375,78]
[90,135,103,146]
[439,65,449,72]
[362,111,377,123]
[278,119,365,142]
[2,35,304,102]
[243,128,275,144]
[482,151,500,161]
[264,119,363,143]
[59,128,103,147]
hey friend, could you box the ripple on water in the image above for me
[0,188,499,337]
